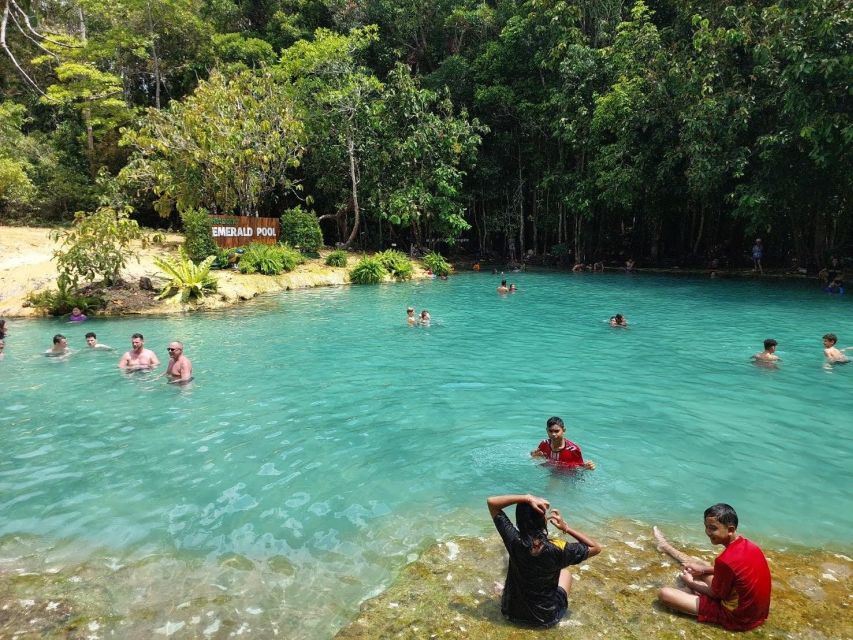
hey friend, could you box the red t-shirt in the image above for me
[698,536,771,631]
[537,439,584,466]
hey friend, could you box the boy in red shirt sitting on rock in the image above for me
[530,416,595,470]
[656,503,771,631]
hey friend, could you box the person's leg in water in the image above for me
[654,526,713,616]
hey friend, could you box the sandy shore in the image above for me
[0,226,425,318]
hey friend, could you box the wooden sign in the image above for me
[209,215,280,248]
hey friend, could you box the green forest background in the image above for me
[1,0,850,268]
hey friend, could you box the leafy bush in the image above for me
[154,249,218,302]
[51,205,142,288]
[26,281,106,316]
[423,251,452,277]
[213,246,238,269]
[238,243,305,275]
[181,207,218,262]
[349,256,388,284]
[325,249,348,267]
[281,206,323,252]
[377,249,414,280]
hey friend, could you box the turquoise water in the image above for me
[2,272,852,637]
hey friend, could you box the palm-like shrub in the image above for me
[325,249,348,267]
[377,249,414,280]
[277,244,305,272]
[26,280,106,316]
[423,251,452,277]
[239,243,304,275]
[349,256,388,284]
[154,249,217,302]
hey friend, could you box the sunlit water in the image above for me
[2,272,852,637]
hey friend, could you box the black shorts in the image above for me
[507,587,569,628]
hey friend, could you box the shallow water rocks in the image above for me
[335,521,852,640]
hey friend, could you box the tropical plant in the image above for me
[181,207,218,262]
[277,244,305,272]
[281,205,324,252]
[422,252,452,277]
[154,249,217,302]
[325,249,348,267]
[52,205,143,288]
[238,243,305,275]
[349,256,388,284]
[25,281,106,316]
[377,249,414,280]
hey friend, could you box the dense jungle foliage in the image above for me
[0,0,850,269]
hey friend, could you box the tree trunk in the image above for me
[344,132,361,247]
[146,0,162,108]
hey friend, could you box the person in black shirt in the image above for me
[487,494,602,627]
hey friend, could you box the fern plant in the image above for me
[377,249,414,280]
[325,249,348,267]
[423,252,452,277]
[349,256,388,284]
[154,249,217,302]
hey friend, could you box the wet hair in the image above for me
[546,416,565,430]
[763,338,777,350]
[85,332,96,339]
[501,279,507,287]
[53,334,66,344]
[515,502,548,550]
[407,307,414,313]
[132,333,144,340]
[823,333,837,344]
[704,503,738,528]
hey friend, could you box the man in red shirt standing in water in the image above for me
[656,503,771,631]
[530,416,596,470]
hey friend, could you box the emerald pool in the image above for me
[2,272,851,638]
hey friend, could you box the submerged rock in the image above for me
[335,521,852,640]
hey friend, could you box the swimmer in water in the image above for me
[822,333,851,363]
[509,283,517,292]
[407,307,417,326]
[85,332,113,351]
[752,338,779,362]
[165,341,193,384]
[68,306,87,322]
[609,314,627,327]
[118,333,160,370]
[45,334,71,357]
[497,279,509,294]
[419,309,431,325]
[531,416,596,470]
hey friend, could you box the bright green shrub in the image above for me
[423,252,452,277]
[277,244,305,272]
[154,249,217,302]
[349,256,388,284]
[239,243,304,275]
[26,281,106,317]
[377,249,414,280]
[181,207,218,262]
[325,249,348,267]
[280,206,323,252]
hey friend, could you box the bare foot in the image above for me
[653,526,696,565]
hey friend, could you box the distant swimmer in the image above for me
[419,309,431,325]
[752,338,779,362]
[531,416,596,470]
[45,334,70,357]
[118,333,160,370]
[407,307,417,326]
[85,332,113,351]
[822,333,851,363]
[609,314,627,327]
[509,283,517,292]
[165,341,193,384]
[68,306,88,322]
[497,279,509,294]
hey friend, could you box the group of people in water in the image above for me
[751,333,852,365]
[406,307,430,326]
[492,416,771,632]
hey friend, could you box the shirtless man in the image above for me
[46,334,70,357]
[85,332,113,350]
[822,333,851,364]
[165,341,193,383]
[752,338,779,362]
[497,279,509,293]
[118,333,160,370]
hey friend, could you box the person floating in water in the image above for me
[609,313,627,327]
[509,283,517,292]
[822,333,851,363]
[67,306,87,322]
[487,493,601,628]
[165,341,193,384]
[751,239,763,274]
[656,503,771,632]
[419,309,431,325]
[118,333,160,370]
[45,334,70,357]
[531,416,596,469]
[752,338,779,362]
[497,279,509,294]
[85,332,113,350]
[406,307,417,326]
